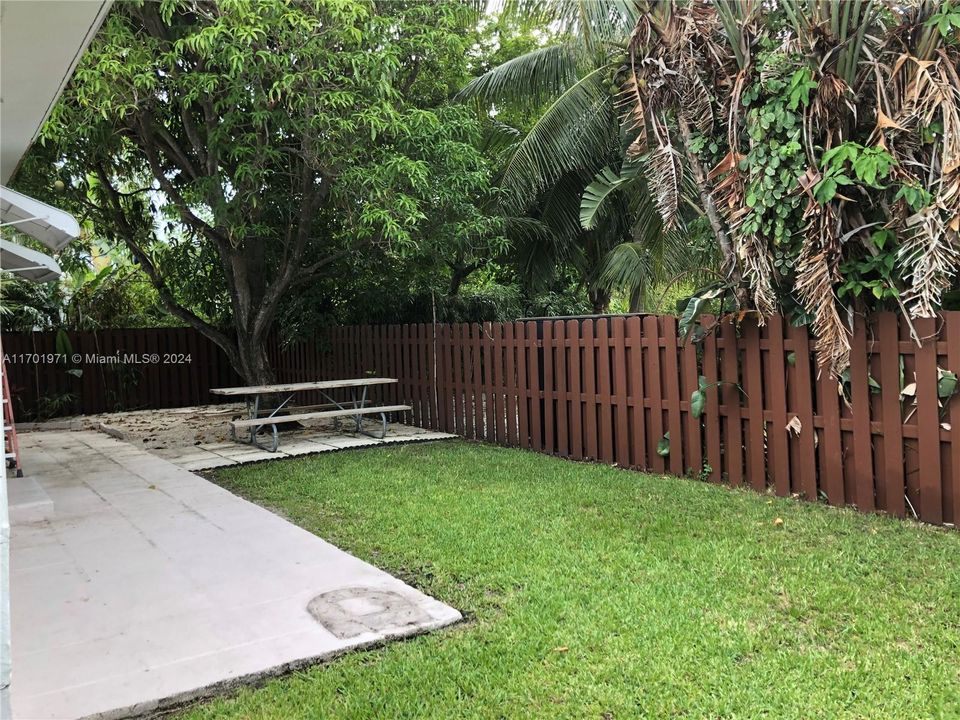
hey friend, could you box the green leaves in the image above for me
[690,376,709,419]
[579,164,639,231]
[459,43,583,108]
[786,68,818,111]
[656,432,671,457]
[815,143,896,203]
[927,0,960,40]
[24,0,505,374]
[938,369,959,399]
[690,390,706,418]
[678,283,727,342]
[497,63,618,211]
[837,229,900,303]
[894,183,934,213]
[54,328,73,358]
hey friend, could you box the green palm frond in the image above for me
[714,0,759,69]
[459,44,584,108]
[479,120,523,161]
[598,240,654,293]
[580,163,641,231]
[540,172,591,247]
[500,63,617,210]
[779,0,880,85]
[515,173,590,289]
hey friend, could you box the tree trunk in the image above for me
[589,287,611,314]
[676,116,742,285]
[233,329,275,387]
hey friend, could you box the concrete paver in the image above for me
[157,424,456,470]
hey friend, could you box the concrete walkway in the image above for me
[9,432,461,720]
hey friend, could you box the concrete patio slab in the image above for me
[10,431,461,720]
[5,476,53,524]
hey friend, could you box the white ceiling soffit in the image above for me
[0,238,62,283]
[0,185,79,251]
[0,0,114,184]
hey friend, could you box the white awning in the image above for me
[0,185,80,251]
[0,239,62,283]
[1,0,114,184]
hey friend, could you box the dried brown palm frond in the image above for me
[935,50,960,175]
[881,41,960,318]
[607,0,957,374]
[898,204,960,318]
[708,150,748,224]
[737,233,778,318]
[796,204,850,373]
[616,0,744,280]
[646,136,683,230]
[617,71,648,157]
[678,69,715,136]
[807,71,855,152]
[617,16,654,156]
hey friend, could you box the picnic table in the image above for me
[210,378,410,452]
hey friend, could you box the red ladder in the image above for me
[0,341,21,477]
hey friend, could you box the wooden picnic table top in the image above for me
[210,377,398,396]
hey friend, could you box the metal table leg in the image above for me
[232,392,293,452]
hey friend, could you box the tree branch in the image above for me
[93,164,241,369]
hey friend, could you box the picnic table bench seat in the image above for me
[229,404,411,429]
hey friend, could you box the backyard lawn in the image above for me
[183,441,960,719]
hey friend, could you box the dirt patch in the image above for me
[68,404,248,450]
[62,404,369,452]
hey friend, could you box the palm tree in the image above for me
[614,0,959,371]
[460,0,710,312]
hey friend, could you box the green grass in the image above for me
[182,441,960,719]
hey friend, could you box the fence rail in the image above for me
[4,312,959,526]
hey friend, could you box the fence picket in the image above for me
[643,316,665,473]
[948,314,960,525]
[626,317,646,469]
[582,320,599,461]
[503,323,517,445]
[567,320,583,460]
[513,322,530,448]
[555,321,570,457]
[914,317,943,524]
[719,319,743,486]
[597,319,614,464]
[699,320,720,481]
[787,323,818,501]
[662,317,684,476]
[742,320,766,491]
[818,357,845,506]
[543,320,555,454]
[681,325,702,477]
[526,321,542,452]
[471,323,483,440]
[850,316,875,511]
[612,318,630,469]
[767,316,790,496]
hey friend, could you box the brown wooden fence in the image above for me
[1,328,242,416]
[274,314,960,527]
[5,313,960,526]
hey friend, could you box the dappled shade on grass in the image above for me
[184,442,960,719]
